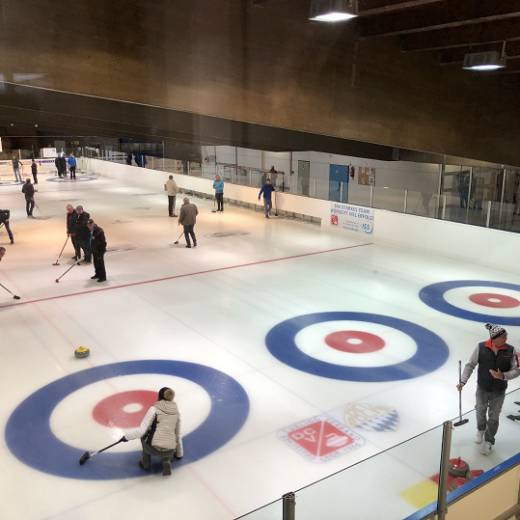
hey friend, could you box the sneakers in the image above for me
[480,441,493,455]
[90,275,98,280]
[162,461,172,476]
[97,278,106,283]
[186,244,191,248]
[474,430,484,444]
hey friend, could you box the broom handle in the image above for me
[97,438,124,455]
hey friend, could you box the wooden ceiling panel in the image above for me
[360,0,520,37]
[401,18,520,52]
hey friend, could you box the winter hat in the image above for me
[486,323,507,340]
[157,387,174,401]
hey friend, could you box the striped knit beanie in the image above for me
[486,323,507,339]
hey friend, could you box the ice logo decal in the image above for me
[344,403,399,432]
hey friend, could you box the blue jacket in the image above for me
[259,183,275,200]
[68,156,77,167]
[213,179,224,193]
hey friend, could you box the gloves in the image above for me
[120,436,128,442]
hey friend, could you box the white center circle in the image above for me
[295,320,417,367]
[122,403,143,414]
[51,374,212,452]
[444,286,520,317]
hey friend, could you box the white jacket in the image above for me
[125,400,183,455]
[164,179,179,196]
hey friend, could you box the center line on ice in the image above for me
[0,242,373,309]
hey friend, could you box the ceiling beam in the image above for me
[360,0,520,37]
[358,0,442,16]
[439,41,520,65]
[401,18,520,52]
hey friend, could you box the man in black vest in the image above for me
[458,323,519,455]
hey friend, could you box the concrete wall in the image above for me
[83,158,519,274]
[1,0,520,166]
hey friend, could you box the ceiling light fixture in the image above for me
[463,49,506,72]
[309,0,358,23]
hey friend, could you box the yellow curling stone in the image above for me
[74,346,90,359]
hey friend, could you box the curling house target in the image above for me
[5,360,249,479]
[265,312,449,382]
[419,280,520,325]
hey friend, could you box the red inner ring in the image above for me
[325,331,385,354]
[92,390,157,428]
[469,292,520,309]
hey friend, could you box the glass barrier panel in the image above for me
[449,388,520,499]
[405,190,439,218]
[294,425,444,520]
[235,498,282,520]
[347,184,372,207]
[372,186,406,213]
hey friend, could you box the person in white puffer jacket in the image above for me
[123,387,183,476]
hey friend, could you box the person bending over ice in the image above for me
[122,387,183,476]
[457,323,520,455]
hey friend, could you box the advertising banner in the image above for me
[330,202,374,235]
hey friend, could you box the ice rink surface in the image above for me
[1,172,520,519]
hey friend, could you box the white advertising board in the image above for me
[330,202,374,235]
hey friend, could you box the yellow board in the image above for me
[401,479,438,509]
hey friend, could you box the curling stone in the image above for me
[448,457,469,478]
[74,346,90,359]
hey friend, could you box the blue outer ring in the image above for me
[265,312,449,382]
[419,280,520,325]
[5,360,249,479]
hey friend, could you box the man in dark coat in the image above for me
[75,205,91,263]
[87,219,107,282]
[21,179,35,217]
[66,204,81,260]
[31,159,38,185]
[0,209,14,244]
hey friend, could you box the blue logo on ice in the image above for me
[5,360,249,480]
[265,312,449,382]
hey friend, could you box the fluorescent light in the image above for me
[465,64,504,71]
[309,0,357,23]
[310,11,356,22]
[463,51,506,72]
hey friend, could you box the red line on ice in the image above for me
[0,242,372,309]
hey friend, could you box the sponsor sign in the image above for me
[330,202,374,234]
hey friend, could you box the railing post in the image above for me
[369,185,374,208]
[437,421,453,520]
[403,189,408,213]
[283,492,295,520]
[465,167,473,223]
[486,200,492,227]
[441,195,447,220]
